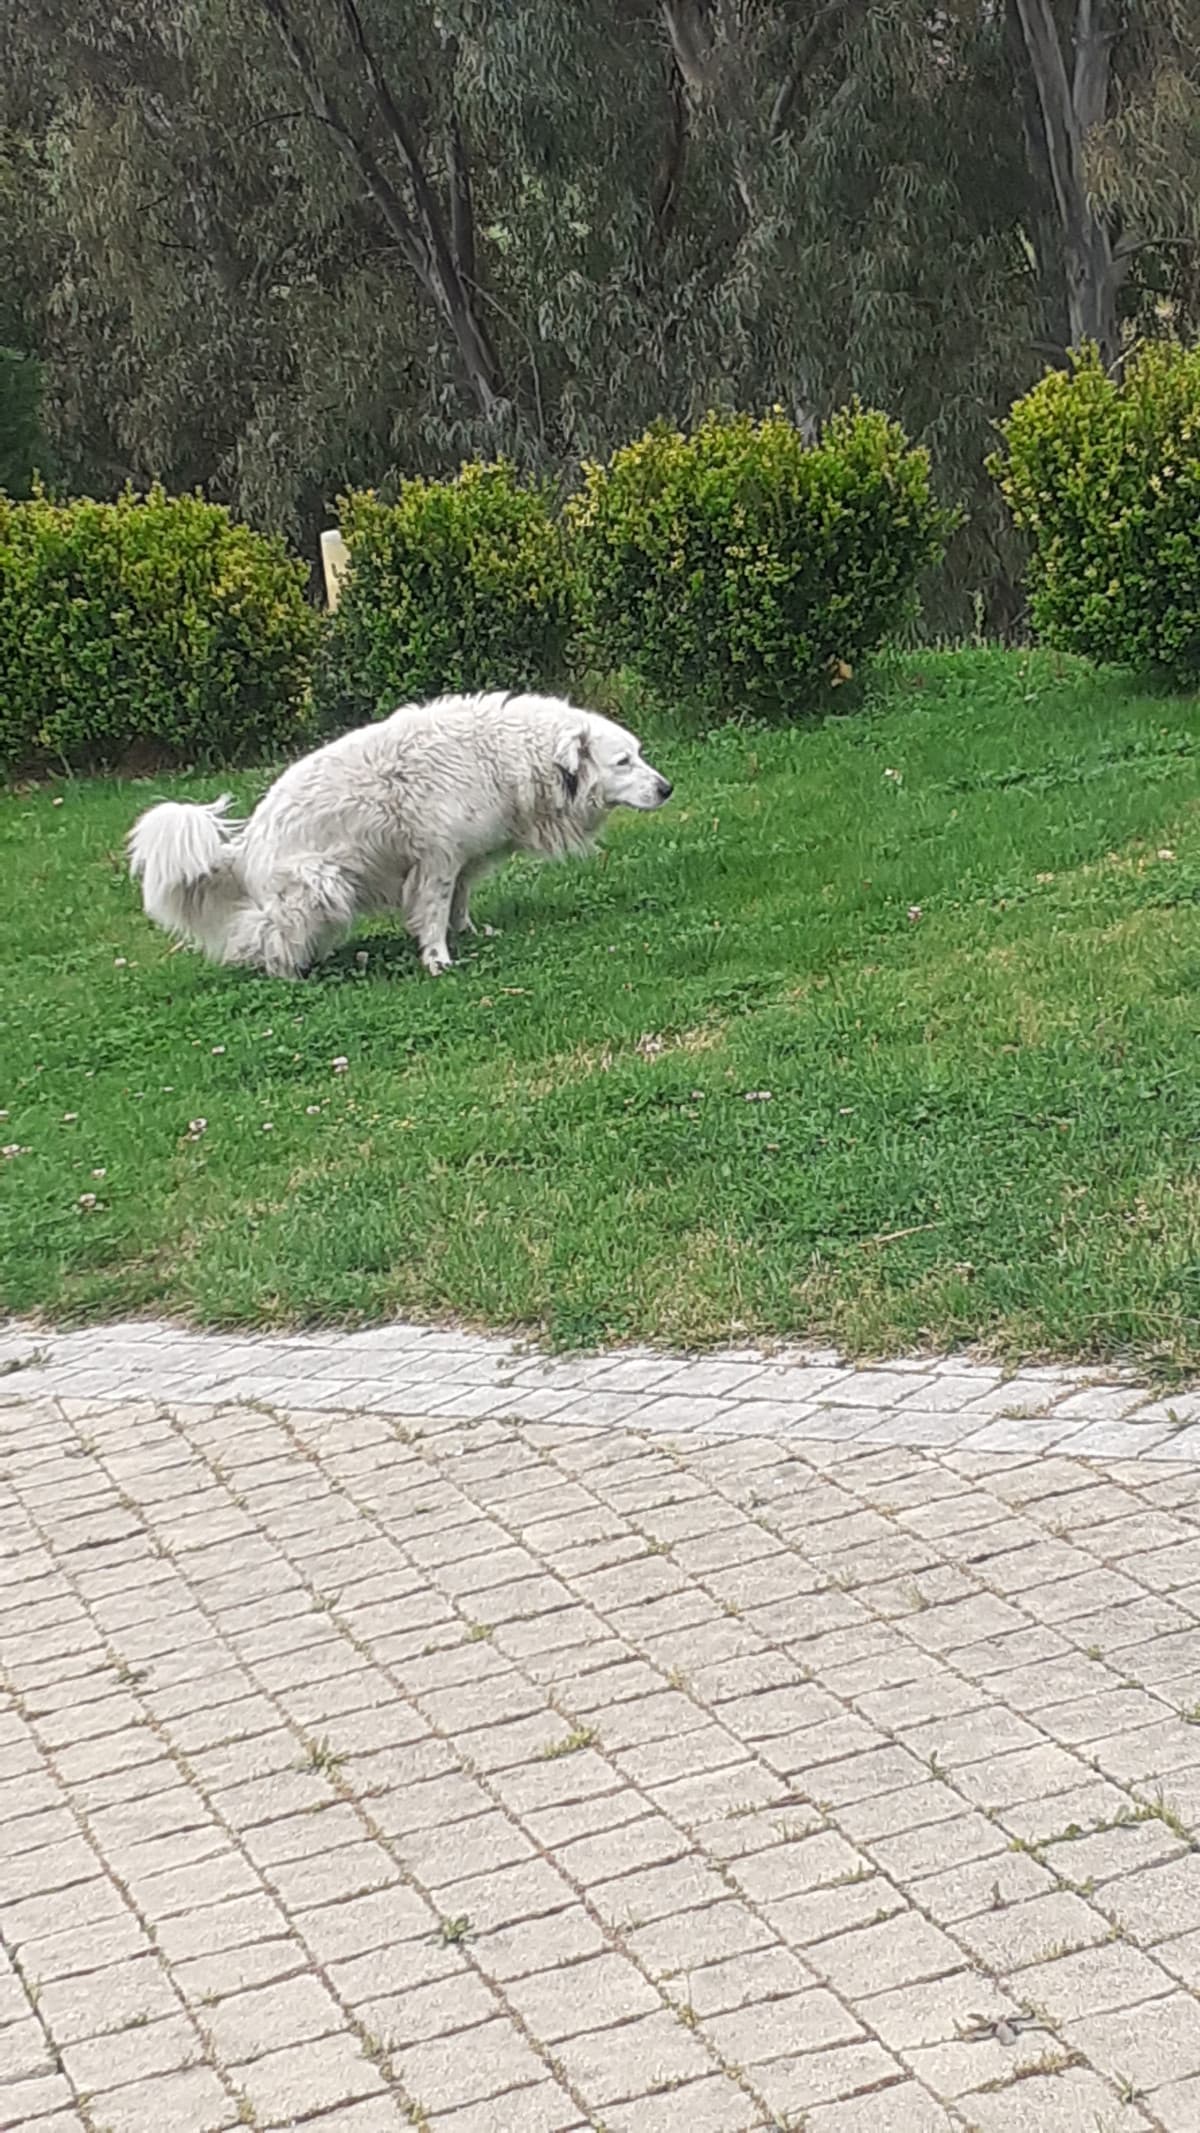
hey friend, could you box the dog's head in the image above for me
[555,714,672,818]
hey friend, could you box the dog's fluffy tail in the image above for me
[128,796,247,962]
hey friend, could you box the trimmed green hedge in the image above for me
[565,406,955,725]
[0,485,318,774]
[992,342,1200,684]
[1,406,966,780]
[315,461,575,725]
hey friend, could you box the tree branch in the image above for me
[651,59,689,247]
[257,0,428,284]
[140,91,244,299]
[660,0,717,98]
[135,110,313,227]
[447,108,476,288]
[1113,231,1200,261]
[769,0,861,141]
[258,0,504,414]
[330,0,505,410]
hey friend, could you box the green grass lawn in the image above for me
[4,648,1200,1369]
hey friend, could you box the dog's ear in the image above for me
[553,722,592,803]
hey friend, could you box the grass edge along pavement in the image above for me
[2,647,1200,1375]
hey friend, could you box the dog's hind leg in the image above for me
[449,858,493,939]
[225,860,358,977]
[403,855,458,975]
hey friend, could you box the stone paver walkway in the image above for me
[4,1320,1200,1463]
[4,1326,1200,2131]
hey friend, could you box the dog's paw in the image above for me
[422,947,453,976]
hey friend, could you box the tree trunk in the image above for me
[1009,0,1123,363]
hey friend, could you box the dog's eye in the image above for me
[616,755,632,767]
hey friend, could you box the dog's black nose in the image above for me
[658,778,673,801]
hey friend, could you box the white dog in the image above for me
[128,690,673,977]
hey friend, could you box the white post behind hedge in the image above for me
[320,528,350,611]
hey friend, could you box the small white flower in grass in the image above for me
[1158,848,1176,862]
[78,1193,98,1211]
[114,956,127,968]
[262,1121,274,1131]
[305,1104,321,1115]
[62,1112,78,1123]
[331,1056,349,1074]
[883,766,902,783]
[212,1044,226,1055]
[52,796,63,807]
[92,1168,106,1179]
[2,1143,27,1159]
[184,1118,207,1142]
[744,1090,773,1102]
[907,904,923,923]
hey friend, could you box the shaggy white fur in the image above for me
[128,690,673,977]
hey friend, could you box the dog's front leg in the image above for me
[403,858,457,975]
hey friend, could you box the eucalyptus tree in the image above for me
[1,0,1197,624]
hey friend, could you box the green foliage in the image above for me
[993,343,1200,684]
[0,1,1048,632]
[0,347,45,497]
[7,1,1200,635]
[566,408,956,724]
[317,461,575,726]
[0,485,319,774]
